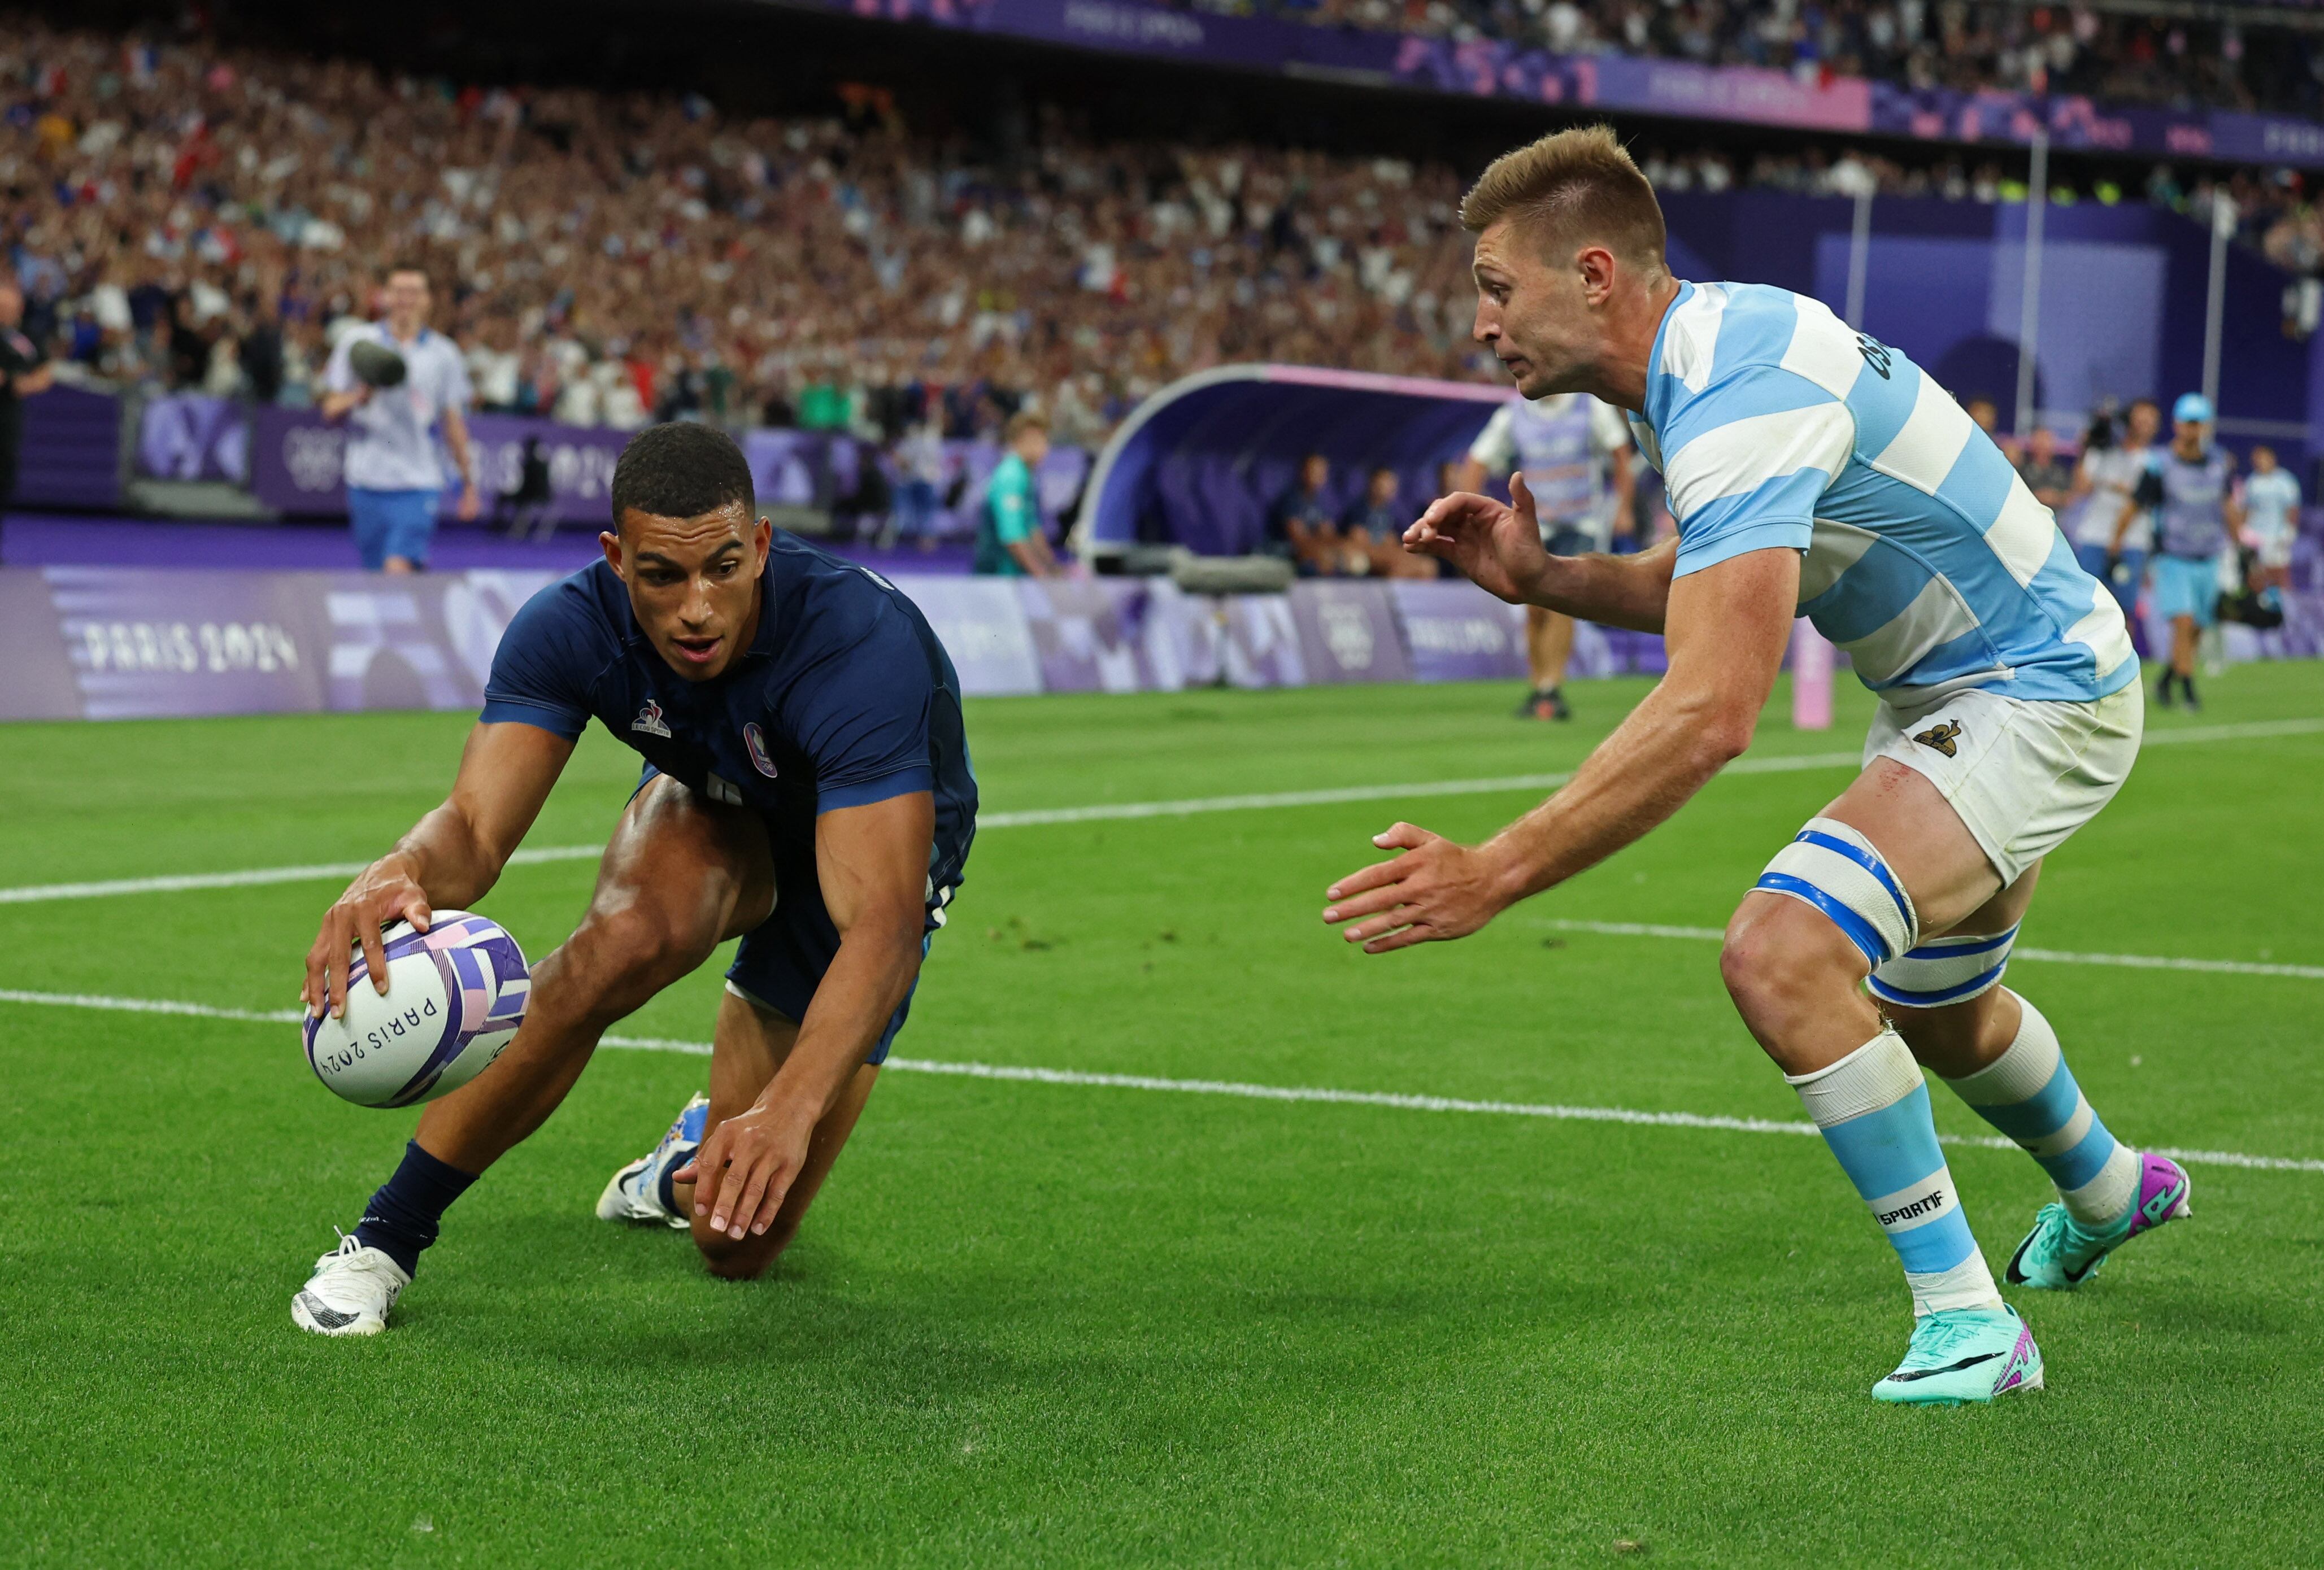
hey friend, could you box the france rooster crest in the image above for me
[743,722,779,778]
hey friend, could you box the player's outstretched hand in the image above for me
[1403,473,1554,605]
[303,859,432,1019]
[1322,822,1512,953]
[679,1103,814,1241]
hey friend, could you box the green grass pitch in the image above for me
[4,664,2322,1565]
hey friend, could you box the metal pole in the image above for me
[1844,186,1873,330]
[2014,130,2048,439]
[2202,194,2234,412]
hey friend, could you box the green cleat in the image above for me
[2007,1154,2192,1290]
[1872,1305,2043,1406]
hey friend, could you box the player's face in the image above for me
[2255,447,2277,472]
[604,502,773,682]
[1470,221,1591,399]
[2127,404,2161,444]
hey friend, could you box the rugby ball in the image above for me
[302,912,530,1107]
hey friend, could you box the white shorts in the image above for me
[1862,683,2144,888]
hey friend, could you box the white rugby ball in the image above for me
[302,911,531,1107]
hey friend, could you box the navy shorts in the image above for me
[634,767,929,1066]
[349,486,440,569]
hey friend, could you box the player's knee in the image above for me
[1721,896,1871,1037]
[568,899,715,1000]
[694,1220,795,1281]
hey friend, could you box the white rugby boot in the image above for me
[291,1229,410,1337]
[595,1093,710,1231]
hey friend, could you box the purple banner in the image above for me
[138,394,249,483]
[887,574,1045,696]
[251,406,630,524]
[1017,578,1211,692]
[4,566,558,722]
[1389,579,1529,682]
[833,0,2324,171]
[1287,581,1413,685]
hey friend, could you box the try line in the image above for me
[2,714,2316,908]
[1,985,2317,1176]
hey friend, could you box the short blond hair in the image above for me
[1459,125,1667,273]
[1004,411,1048,442]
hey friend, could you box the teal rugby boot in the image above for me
[596,1093,710,1230]
[1872,1305,2043,1406]
[2007,1153,2192,1290]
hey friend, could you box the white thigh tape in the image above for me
[1869,924,2020,1009]
[1754,817,1920,966]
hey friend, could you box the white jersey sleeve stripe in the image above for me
[1984,477,2063,589]
[1868,373,1977,496]
[1777,296,1870,399]
[1664,402,1856,524]
[1659,282,1730,394]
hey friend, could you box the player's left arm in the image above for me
[685,790,934,1241]
[1322,545,1797,952]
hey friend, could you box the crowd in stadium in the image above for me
[1176,0,2321,117]
[5,19,2321,453]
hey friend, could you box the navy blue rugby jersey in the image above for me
[480,532,976,914]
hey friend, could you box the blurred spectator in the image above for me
[2013,424,2073,512]
[2240,442,2301,594]
[0,279,57,518]
[1265,452,1341,574]
[973,412,1059,577]
[1460,392,1632,721]
[319,264,481,572]
[884,421,950,551]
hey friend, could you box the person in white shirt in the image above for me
[2064,399,2157,616]
[1459,392,1633,719]
[320,264,481,573]
[2241,443,2301,593]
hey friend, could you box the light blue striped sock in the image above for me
[1943,991,2141,1227]
[1788,1028,2001,1316]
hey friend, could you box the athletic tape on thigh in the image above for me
[1869,923,2019,1008]
[1753,817,1919,967]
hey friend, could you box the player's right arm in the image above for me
[304,721,574,1019]
[1403,474,1677,631]
[306,577,604,1018]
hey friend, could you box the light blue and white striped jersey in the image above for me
[1632,282,2137,708]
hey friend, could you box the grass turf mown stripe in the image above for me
[5,985,2318,1175]
[1537,919,2324,980]
[6,713,2318,908]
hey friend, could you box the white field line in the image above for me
[2,714,2317,908]
[3,985,2318,1176]
[1539,919,2324,982]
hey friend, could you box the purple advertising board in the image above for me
[830,0,2324,171]
[1016,578,1215,694]
[1287,581,1414,685]
[2,567,558,722]
[1389,579,1530,683]
[250,406,630,524]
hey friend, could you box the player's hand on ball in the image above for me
[304,860,433,1019]
[680,1104,813,1240]
[1322,822,1511,953]
[1402,474,1553,605]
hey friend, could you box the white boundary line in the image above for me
[2,985,2318,1175]
[8,713,2319,907]
[1539,919,2324,981]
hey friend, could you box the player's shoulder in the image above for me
[504,559,631,651]
[1653,282,1857,414]
[768,532,933,658]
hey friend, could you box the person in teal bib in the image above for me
[973,413,1061,577]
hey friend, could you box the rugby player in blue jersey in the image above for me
[292,424,976,1335]
[1322,127,2191,1404]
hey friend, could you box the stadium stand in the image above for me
[7,14,2323,462]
